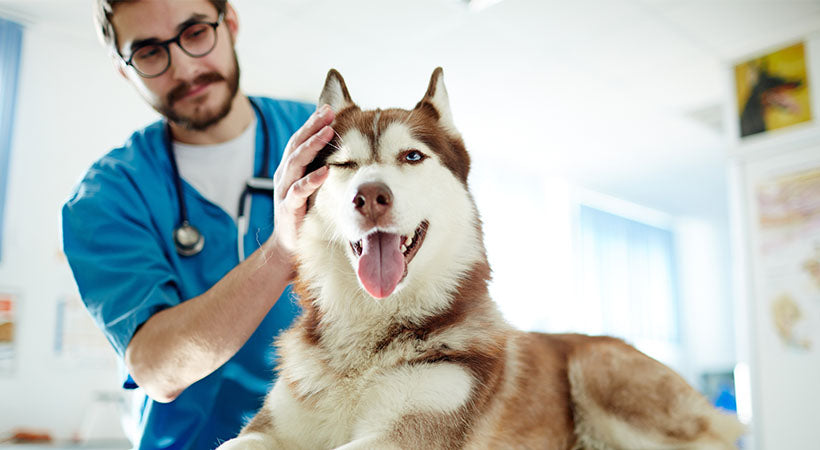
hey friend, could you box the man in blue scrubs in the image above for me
[61,1,333,448]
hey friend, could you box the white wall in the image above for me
[0,21,156,441]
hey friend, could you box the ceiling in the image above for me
[2,0,820,220]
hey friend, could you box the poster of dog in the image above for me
[735,42,812,138]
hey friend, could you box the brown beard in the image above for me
[155,50,241,131]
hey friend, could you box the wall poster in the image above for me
[755,167,820,351]
[0,291,16,374]
[735,42,812,138]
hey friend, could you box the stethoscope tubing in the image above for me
[165,97,272,260]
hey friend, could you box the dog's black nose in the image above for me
[354,182,393,221]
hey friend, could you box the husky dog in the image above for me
[218,68,744,450]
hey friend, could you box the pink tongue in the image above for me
[357,232,405,299]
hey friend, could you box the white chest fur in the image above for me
[269,327,475,449]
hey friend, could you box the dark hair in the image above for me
[93,0,227,54]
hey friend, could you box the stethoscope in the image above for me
[165,97,274,261]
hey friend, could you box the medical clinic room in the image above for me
[0,0,819,449]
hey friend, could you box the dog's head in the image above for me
[297,68,486,304]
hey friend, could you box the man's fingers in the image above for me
[285,165,330,209]
[275,105,335,187]
[277,125,334,198]
[284,105,335,160]
[293,126,334,168]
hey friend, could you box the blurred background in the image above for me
[0,0,819,448]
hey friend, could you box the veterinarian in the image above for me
[61,1,333,448]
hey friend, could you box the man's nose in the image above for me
[353,182,393,222]
[167,44,200,81]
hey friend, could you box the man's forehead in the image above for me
[112,0,218,50]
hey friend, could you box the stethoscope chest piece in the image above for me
[174,221,205,256]
[166,97,270,258]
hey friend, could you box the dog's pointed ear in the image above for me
[319,69,354,112]
[416,67,455,131]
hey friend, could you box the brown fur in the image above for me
[290,278,324,347]
[373,261,492,350]
[242,406,274,434]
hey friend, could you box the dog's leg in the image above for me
[216,404,291,450]
[568,338,744,450]
[333,435,403,450]
[216,432,279,450]
[217,378,338,450]
[341,362,476,449]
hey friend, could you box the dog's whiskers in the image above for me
[324,140,344,152]
[332,129,349,147]
[318,129,348,159]
[252,225,275,269]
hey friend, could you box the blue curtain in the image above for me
[0,17,23,261]
[577,205,680,345]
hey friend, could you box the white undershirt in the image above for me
[173,118,257,220]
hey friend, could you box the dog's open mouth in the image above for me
[349,220,429,299]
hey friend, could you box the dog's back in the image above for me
[468,332,744,449]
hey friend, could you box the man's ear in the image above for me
[224,3,239,42]
[319,69,354,112]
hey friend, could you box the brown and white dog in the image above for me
[218,68,744,450]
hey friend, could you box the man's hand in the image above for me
[269,104,335,262]
[125,105,336,403]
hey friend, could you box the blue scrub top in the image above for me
[61,97,314,450]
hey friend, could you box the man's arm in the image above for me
[124,105,335,403]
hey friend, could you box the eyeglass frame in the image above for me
[119,12,225,79]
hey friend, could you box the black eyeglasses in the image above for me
[122,13,224,78]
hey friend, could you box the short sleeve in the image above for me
[62,161,180,361]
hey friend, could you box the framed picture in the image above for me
[735,42,812,138]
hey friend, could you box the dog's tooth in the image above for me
[400,244,407,253]
[405,236,413,246]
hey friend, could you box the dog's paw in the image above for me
[216,432,276,450]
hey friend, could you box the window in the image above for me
[576,204,681,366]
[0,17,24,261]
[473,166,683,369]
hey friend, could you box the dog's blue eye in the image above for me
[403,150,425,163]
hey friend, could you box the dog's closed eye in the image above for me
[329,161,359,169]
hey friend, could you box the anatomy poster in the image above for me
[755,167,820,351]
